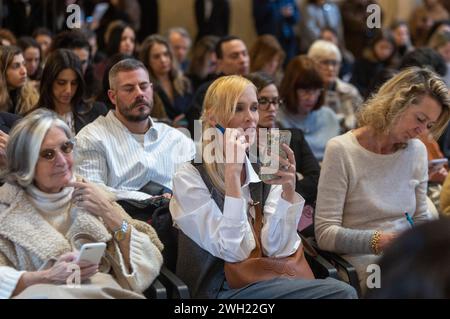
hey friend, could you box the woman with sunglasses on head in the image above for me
[30,49,108,135]
[246,71,320,220]
[0,109,163,299]
[277,55,340,161]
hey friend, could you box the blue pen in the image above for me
[215,124,225,134]
[405,212,415,228]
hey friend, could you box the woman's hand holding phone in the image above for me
[264,143,297,203]
[42,252,98,284]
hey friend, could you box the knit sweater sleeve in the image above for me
[0,250,24,299]
[114,226,163,293]
[315,137,374,254]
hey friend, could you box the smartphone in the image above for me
[76,242,106,265]
[429,158,448,170]
[215,124,225,134]
[259,129,292,182]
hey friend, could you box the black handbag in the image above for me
[117,180,171,222]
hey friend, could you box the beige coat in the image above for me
[0,182,163,290]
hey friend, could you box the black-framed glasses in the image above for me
[258,97,283,110]
[39,140,75,161]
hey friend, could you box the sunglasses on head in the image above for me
[39,140,75,161]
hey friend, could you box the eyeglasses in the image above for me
[39,140,75,161]
[318,59,340,68]
[297,89,323,97]
[258,97,283,110]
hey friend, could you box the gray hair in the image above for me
[167,27,191,42]
[3,108,72,187]
[108,58,148,90]
[308,40,342,62]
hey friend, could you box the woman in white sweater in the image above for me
[315,67,450,293]
[0,109,163,299]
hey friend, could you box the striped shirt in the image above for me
[74,111,196,201]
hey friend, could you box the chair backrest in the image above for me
[150,203,178,272]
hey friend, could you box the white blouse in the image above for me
[169,157,305,263]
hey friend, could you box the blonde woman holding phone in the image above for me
[169,75,356,299]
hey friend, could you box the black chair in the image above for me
[144,277,167,299]
[117,195,190,299]
[151,202,341,297]
[149,204,191,299]
[300,224,362,297]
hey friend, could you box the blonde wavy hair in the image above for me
[357,67,450,140]
[200,75,256,194]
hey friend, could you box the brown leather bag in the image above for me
[224,200,315,289]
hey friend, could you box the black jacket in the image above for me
[74,101,109,134]
[284,127,320,205]
[195,0,230,41]
[0,112,21,134]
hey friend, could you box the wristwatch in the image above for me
[113,219,129,242]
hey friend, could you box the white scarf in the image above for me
[26,180,75,235]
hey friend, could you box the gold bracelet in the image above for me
[371,230,381,255]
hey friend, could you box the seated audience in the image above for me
[50,30,100,100]
[277,55,340,161]
[186,35,219,92]
[31,49,108,135]
[308,40,362,131]
[0,109,163,299]
[97,53,132,109]
[0,112,21,169]
[351,30,396,99]
[410,0,449,48]
[75,59,195,204]
[390,21,414,67]
[170,75,356,299]
[396,47,449,209]
[0,28,17,46]
[17,36,43,89]
[246,71,320,207]
[409,4,434,47]
[187,35,250,136]
[167,27,192,73]
[315,67,450,293]
[0,45,38,114]
[249,34,285,86]
[139,35,193,126]
[319,27,354,82]
[428,30,450,86]
[32,27,53,61]
[104,21,136,58]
